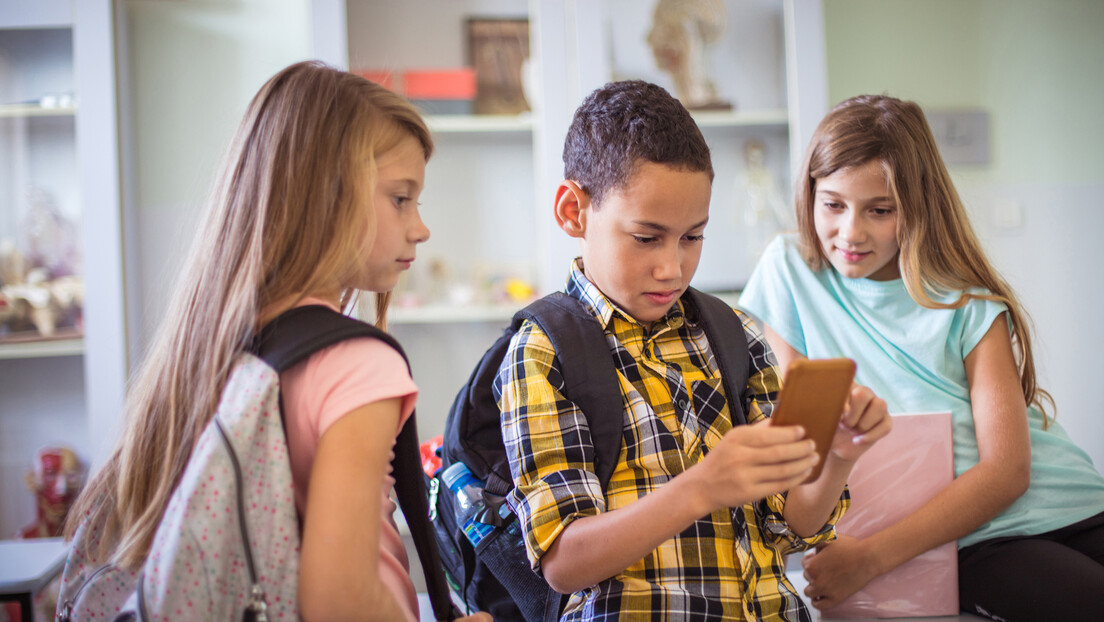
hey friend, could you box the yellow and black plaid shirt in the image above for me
[494,261,848,621]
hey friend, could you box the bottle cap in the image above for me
[441,461,472,491]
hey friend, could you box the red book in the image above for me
[403,68,477,100]
[819,412,959,618]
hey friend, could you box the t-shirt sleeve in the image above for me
[301,337,418,438]
[738,235,808,356]
[959,291,1009,358]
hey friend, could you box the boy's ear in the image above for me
[555,180,590,239]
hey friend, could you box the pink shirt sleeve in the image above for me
[281,329,420,622]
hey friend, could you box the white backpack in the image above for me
[57,306,459,621]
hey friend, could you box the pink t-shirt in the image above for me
[280,301,420,622]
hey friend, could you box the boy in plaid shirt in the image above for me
[493,80,891,621]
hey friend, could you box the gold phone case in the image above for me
[770,358,857,483]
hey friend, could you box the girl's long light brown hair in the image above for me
[794,94,1053,424]
[66,61,433,567]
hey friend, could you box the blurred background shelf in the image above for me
[691,108,788,128]
[0,335,83,359]
[0,103,77,118]
[425,113,533,134]
[391,303,519,325]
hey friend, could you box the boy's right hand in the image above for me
[691,419,817,509]
[448,613,492,622]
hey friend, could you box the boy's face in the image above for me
[579,162,711,324]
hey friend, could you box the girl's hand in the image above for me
[829,384,891,463]
[802,535,880,609]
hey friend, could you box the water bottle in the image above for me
[441,462,495,547]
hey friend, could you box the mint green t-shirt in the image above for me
[739,234,1104,547]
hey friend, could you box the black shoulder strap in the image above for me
[685,288,750,426]
[253,304,399,370]
[254,305,459,621]
[391,408,461,621]
[517,293,624,489]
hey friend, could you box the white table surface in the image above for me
[0,537,69,594]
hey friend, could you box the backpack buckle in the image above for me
[427,476,439,522]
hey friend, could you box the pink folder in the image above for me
[819,412,958,619]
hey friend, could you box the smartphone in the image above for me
[769,358,857,483]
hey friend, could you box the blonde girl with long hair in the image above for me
[739,94,1104,620]
[66,61,490,622]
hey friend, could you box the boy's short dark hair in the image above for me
[562,80,713,206]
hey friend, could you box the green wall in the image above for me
[823,0,1104,185]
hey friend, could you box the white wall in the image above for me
[122,0,311,358]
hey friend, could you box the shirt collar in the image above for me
[564,258,687,332]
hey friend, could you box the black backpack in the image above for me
[429,288,750,622]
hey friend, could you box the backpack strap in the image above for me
[393,411,462,621]
[517,292,624,489]
[253,305,460,622]
[684,288,750,426]
[252,304,400,371]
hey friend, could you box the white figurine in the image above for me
[737,139,791,262]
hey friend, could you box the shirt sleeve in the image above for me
[739,235,808,356]
[959,290,1009,358]
[495,320,606,572]
[294,337,418,438]
[738,311,850,553]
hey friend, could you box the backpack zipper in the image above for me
[214,415,269,622]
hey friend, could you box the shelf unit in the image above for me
[0,0,126,538]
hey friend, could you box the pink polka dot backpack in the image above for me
[56,306,458,621]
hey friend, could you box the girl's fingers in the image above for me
[841,385,874,427]
[852,410,892,445]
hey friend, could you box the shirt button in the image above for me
[678,399,688,410]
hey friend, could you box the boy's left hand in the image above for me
[829,384,890,463]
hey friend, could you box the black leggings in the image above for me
[958,510,1104,621]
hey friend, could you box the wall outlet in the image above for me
[991,197,1024,229]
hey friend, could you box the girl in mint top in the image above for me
[739,95,1104,621]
